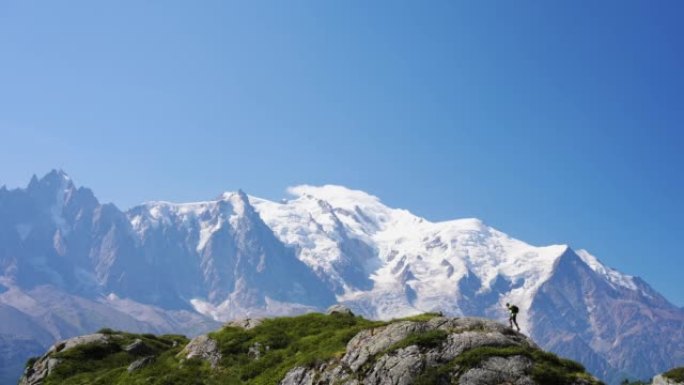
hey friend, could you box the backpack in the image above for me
[510,305,519,314]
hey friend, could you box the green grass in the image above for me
[207,312,384,384]
[394,312,443,322]
[386,329,448,352]
[664,367,684,382]
[412,345,602,385]
[41,332,191,385]
[413,361,454,385]
[34,312,383,385]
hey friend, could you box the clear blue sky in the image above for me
[1,1,682,305]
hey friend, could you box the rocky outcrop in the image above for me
[654,375,676,385]
[19,330,187,385]
[459,355,534,385]
[124,338,154,355]
[653,368,684,385]
[127,356,155,373]
[278,317,598,385]
[179,334,222,368]
[227,317,264,330]
[18,313,603,385]
[20,333,109,385]
[326,304,354,316]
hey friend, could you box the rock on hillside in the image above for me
[20,313,603,385]
[653,367,684,385]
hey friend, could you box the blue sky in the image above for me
[1,1,682,305]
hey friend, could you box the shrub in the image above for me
[620,379,650,385]
[664,367,684,382]
[388,329,449,352]
[25,356,39,368]
[396,312,443,322]
[413,361,453,385]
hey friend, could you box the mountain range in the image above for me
[1,170,682,384]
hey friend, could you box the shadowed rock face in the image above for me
[530,249,684,384]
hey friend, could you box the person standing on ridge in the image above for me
[506,303,520,331]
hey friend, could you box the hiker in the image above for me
[506,303,520,331]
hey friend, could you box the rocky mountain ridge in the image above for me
[2,170,683,384]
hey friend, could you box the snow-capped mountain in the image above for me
[0,171,219,384]
[1,170,682,384]
[252,185,569,322]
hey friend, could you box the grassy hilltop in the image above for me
[22,312,604,385]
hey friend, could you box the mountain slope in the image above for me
[251,185,568,324]
[531,249,684,383]
[1,170,683,384]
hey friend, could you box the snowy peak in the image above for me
[251,185,573,324]
[9,170,93,235]
[285,184,401,234]
[128,190,262,252]
[575,249,637,291]
[287,184,383,208]
[222,189,256,217]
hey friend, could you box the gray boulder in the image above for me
[227,317,264,330]
[458,355,535,385]
[20,333,109,385]
[127,356,155,373]
[280,366,318,385]
[249,341,270,360]
[124,339,154,356]
[342,320,425,371]
[654,374,684,385]
[364,345,424,385]
[326,304,354,316]
[48,333,109,354]
[179,334,222,368]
